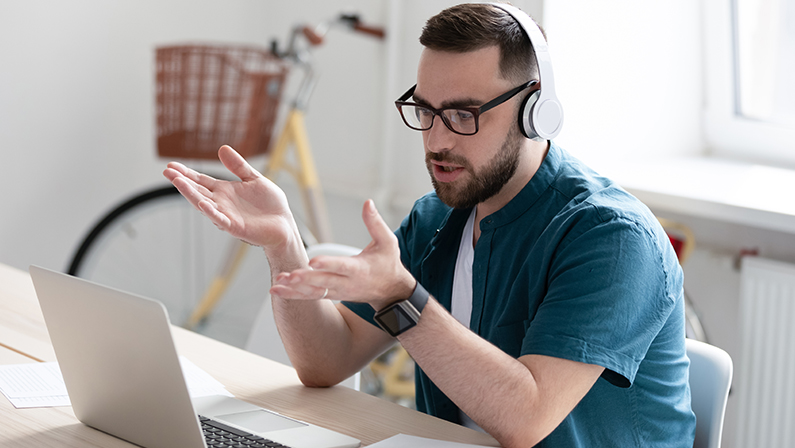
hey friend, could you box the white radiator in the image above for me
[735,256,795,448]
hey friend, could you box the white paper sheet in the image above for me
[179,357,235,399]
[0,357,232,409]
[0,362,69,408]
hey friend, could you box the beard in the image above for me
[426,125,523,209]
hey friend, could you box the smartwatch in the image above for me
[373,282,430,337]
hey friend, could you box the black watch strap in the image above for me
[406,282,429,313]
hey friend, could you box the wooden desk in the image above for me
[0,263,499,447]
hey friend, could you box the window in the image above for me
[703,0,795,166]
[735,0,795,126]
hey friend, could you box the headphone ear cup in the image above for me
[519,90,541,140]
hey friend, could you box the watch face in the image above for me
[375,303,418,337]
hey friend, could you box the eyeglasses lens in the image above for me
[399,105,429,130]
[443,109,476,134]
[399,105,477,135]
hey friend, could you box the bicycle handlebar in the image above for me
[295,12,385,49]
[272,11,385,110]
[351,23,385,39]
[301,26,324,46]
[339,13,385,40]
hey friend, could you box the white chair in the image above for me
[687,338,733,448]
[245,243,363,389]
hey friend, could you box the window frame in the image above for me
[703,0,795,167]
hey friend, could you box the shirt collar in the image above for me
[429,141,563,241]
[478,141,562,231]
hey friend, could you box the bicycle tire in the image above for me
[68,186,179,276]
[66,184,272,348]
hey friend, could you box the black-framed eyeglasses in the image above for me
[394,80,538,136]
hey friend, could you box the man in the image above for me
[164,3,695,447]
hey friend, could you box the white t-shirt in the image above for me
[450,207,486,433]
[451,207,476,328]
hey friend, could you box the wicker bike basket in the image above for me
[156,45,288,160]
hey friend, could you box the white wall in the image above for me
[0,0,545,272]
[543,0,704,163]
[0,0,389,271]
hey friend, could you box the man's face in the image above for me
[413,46,526,210]
[426,119,523,210]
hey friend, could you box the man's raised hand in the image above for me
[162,145,300,250]
[272,200,416,310]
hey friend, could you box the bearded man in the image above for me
[165,3,695,446]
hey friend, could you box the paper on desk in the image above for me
[178,357,235,399]
[0,356,232,409]
[0,362,70,408]
[368,434,496,448]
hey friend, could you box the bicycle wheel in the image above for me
[67,185,272,348]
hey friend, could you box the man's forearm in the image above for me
[265,236,393,387]
[264,236,350,386]
[270,296,356,386]
[397,297,602,448]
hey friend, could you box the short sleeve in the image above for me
[522,216,679,387]
[343,301,378,327]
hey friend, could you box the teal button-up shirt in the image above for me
[345,143,695,446]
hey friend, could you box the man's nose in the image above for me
[424,115,456,153]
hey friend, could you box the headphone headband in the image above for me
[488,2,563,140]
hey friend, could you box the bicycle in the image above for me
[67,13,385,349]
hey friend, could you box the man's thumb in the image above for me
[219,145,260,181]
[362,199,392,244]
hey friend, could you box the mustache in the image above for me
[426,151,470,168]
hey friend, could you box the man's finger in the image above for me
[198,200,232,229]
[308,254,356,277]
[270,284,330,301]
[165,162,218,191]
[164,161,190,178]
[218,145,261,182]
[361,200,394,247]
[165,167,214,198]
[171,177,208,212]
[271,270,340,300]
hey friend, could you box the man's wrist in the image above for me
[373,282,430,337]
[263,225,309,274]
[371,273,415,312]
[405,282,429,313]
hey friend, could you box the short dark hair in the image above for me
[419,3,544,83]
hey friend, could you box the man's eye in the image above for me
[457,110,475,120]
[416,108,434,117]
[450,110,474,123]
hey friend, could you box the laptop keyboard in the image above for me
[199,415,294,448]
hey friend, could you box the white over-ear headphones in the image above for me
[489,3,564,140]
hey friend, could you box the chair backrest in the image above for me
[687,338,733,448]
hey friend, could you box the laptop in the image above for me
[29,265,361,448]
